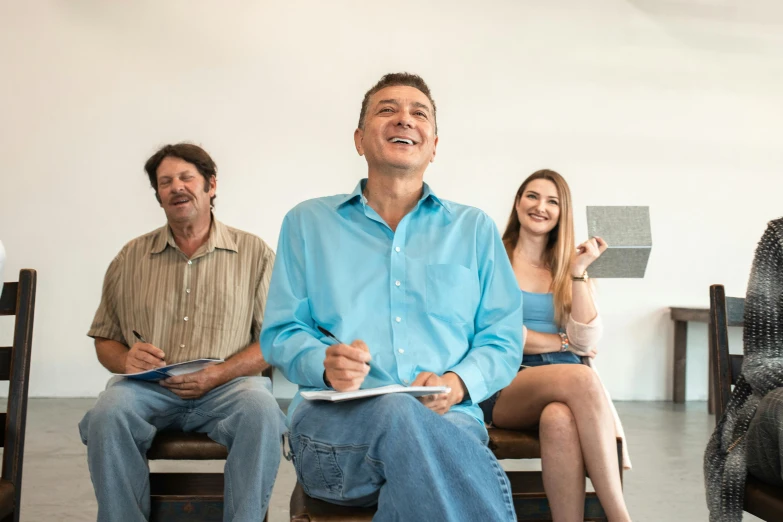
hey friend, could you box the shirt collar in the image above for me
[335,178,452,214]
[150,216,238,255]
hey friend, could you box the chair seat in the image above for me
[0,479,16,519]
[488,428,541,460]
[147,432,228,460]
[290,482,374,522]
[745,474,783,521]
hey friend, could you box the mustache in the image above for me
[168,194,192,204]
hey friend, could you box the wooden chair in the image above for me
[0,269,37,522]
[709,284,783,521]
[145,366,273,522]
[290,417,623,521]
[488,428,622,521]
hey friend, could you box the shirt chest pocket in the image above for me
[425,264,479,325]
[194,285,246,331]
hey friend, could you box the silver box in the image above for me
[585,206,652,278]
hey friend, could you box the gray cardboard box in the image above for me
[585,206,651,278]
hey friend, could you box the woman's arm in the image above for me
[566,237,608,356]
[523,329,562,354]
[570,237,604,323]
[570,278,598,323]
[566,281,603,356]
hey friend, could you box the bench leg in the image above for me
[673,320,687,403]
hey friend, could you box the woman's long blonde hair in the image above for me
[502,169,575,328]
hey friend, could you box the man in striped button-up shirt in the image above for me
[78,143,285,522]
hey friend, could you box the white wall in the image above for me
[1,0,781,399]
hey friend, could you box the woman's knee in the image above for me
[539,402,577,439]
[563,364,603,398]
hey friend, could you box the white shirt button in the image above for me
[187,260,192,265]
[398,348,404,354]
[186,289,191,294]
[395,317,401,323]
[395,247,401,252]
[184,316,189,321]
[395,281,401,287]
[180,344,185,349]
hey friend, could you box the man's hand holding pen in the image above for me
[323,340,371,392]
[125,330,166,374]
[125,342,166,374]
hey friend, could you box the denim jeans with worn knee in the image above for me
[79,376,286,522]
[289,393,516,522]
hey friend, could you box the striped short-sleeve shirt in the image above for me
[88,218,275,364]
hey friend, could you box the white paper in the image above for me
[301,384,451,402]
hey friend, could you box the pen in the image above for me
[317,326,370,367]
[132,330,147,344]
[131,330,167,374]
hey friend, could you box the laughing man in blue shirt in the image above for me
[261,73,523,521]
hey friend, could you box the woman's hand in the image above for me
[571,236,608,277]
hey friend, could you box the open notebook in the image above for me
[116,359,224,382]
[301,384,450,402]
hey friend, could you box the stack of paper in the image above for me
[301,384,450,402]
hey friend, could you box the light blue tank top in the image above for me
[521,290,580,365]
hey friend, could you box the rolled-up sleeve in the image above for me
[448,213,523,404]
[260,211,329,388]
[87,250,126,345]
[566,312,603,355]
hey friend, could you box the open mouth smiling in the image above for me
[389,137,416,145]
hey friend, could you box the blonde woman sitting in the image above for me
[480,170,631,522]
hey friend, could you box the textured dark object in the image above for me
[586,206,651,278]
[705,218,783,520]
[708,284,783,521]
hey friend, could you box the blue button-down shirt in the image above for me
[261,179,523,425]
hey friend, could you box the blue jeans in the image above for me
[289,393,516,522]
[78,376,286,522]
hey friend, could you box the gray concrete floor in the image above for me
[15,399,762,521]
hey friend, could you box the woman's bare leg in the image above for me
[539,402,585,522]
[492,365,630,522]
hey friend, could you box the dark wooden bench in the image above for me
[670,305,743,412]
